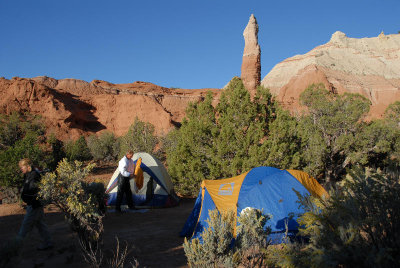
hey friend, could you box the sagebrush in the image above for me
[273,167,400,268]
[183,208,271,267]
[39,159,106,247]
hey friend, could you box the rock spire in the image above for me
[241,14,261,94]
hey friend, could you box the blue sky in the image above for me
[1,0,399,89]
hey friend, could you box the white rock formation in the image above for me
[261,31,400,117]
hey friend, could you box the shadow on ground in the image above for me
[0,198,195,267]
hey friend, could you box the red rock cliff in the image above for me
[0,76,220,140]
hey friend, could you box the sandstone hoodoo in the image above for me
[241,14,261,95]
[261,31,400,118]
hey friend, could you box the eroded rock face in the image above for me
[241,14,261,95]
[3,30,399,141]
[0,77,220,140]
[261,31,400,118]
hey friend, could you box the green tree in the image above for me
[46,133,66,170]
[166,77,275,196]
[384,101,400,163]
[119,118,158,157]
[87,131,120,161]
[264,107,302,169]
[0,133,46,187]
[166,92,217,196]
[0,112,44,149]
[211,77,274,178]
[0,113,47,188]
[352,119,397,169]
[384,101,400,127]
[298,84,371,185]
[64,136,92,162]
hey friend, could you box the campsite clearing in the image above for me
[0,198,194,267]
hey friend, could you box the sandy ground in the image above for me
[0,198,195,267]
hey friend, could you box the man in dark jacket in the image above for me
[17,158,53,250]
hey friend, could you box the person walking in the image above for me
[115,150,136,212]
[17,158,53,250]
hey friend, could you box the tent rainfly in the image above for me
[180,166,328,244]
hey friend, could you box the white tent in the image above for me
[105,152,178,208]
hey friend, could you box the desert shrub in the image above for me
[0,113,48,188]
[80,236,139,268]
[235,208,271,267]
[183,210,237,267]
[41,161,138,268]
[80,237,103,268]
[298,83,371,186]
[0,132,46,187]
[384,101,400,127]
[0,114,59,205]
[119,118,158,157]
[87,131,120,161]
[46,133,66,170]
[0,186,20,204]
[296,84,400,188]
[63,136,92,162]
[39,159,106,247]
[384,101,400,163]
[0,112,44,149]
[276,167,400,267]
[183,208,270,267]
[0,112,23,149]
[106,237,139,268]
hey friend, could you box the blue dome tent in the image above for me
[180,167,328,244]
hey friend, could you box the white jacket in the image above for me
[118,156,135,177]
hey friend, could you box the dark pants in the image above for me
[115,175,135,210]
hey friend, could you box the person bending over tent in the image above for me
[116,150,137,212]
[106,152,178,208]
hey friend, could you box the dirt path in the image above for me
[0,198,195,267]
